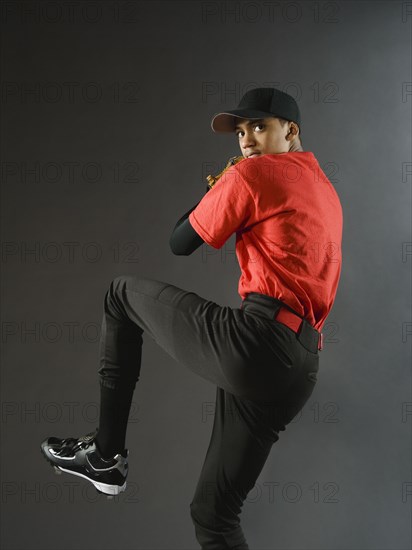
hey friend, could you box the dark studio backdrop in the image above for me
[1,1,411,549]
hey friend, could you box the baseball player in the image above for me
[41,87,343,550]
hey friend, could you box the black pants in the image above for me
[98,276,320,550]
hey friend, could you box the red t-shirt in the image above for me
[188,152,343,332]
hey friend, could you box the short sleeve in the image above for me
[188,166,255,249]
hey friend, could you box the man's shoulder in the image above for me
[235,152,317,184]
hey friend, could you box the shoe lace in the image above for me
[58,429,98,455]
[78,430,98,444]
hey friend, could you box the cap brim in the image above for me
[210,109,275,133]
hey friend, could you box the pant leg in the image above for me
[97,275,320,548]
[189,352,320,550]
[97,274,233,392]
[97,275,312,402]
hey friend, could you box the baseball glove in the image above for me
[206,155,245,190]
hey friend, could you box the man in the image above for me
[41,88,343,550]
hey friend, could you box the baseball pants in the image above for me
[97,275,320,550]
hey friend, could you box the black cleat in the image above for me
[40,429,128,497]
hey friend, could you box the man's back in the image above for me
[190,151,343,331]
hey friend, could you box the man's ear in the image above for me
[286,124,298,140]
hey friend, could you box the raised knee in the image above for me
[111,275,130,289]
[107,275,138,298]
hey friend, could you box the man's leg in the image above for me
[189,352,320,550]
[40,274,245,493]
[189,386,283,550]
[41,274,250,495]
[41,274,319,509]
[93,274,263,458]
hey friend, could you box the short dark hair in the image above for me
[277,117,303,146]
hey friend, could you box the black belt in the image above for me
[240,292,323,354]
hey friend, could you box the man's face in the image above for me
[234,116,297,158]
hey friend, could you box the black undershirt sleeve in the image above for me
[169,186,209,256]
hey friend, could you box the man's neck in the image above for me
[289,143,304,152]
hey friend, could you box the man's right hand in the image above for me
[206,155,245,190]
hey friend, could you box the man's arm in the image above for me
[169,187,209,256]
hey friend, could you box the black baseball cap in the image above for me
[210,87,301,134]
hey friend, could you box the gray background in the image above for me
[1,1,411,549]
